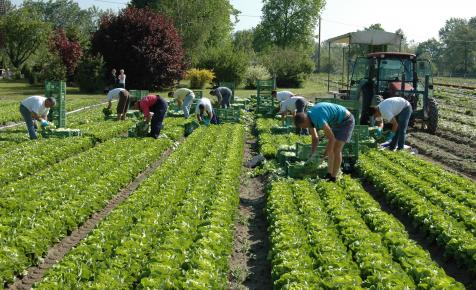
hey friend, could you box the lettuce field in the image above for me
[0,79,475,289]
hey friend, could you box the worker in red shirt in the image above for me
[133,94,168,138]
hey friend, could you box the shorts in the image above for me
[332,114,355,143]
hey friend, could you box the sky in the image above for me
[10,0,476,44]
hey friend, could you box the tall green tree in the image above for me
[22,0,102,47]
[256,0,325,50]
[439,17,476,74]
[130,0,238,65]
[0,7,51,69]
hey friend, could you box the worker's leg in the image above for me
[396,105,412,150]
[116,94,129,120]
[19,104,37,139]
[150,99,168,138]
[182,93,194,118]
[332,141,346,177]
[210,109,219,124]
[224,94,231,108]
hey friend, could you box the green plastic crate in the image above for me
[184,120,200,136]
[41,128,82,138]
[215,108,240,123]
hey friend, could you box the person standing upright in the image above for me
[118,69,126,89]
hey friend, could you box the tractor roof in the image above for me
[367,52,416,59]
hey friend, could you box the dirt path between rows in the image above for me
[228,134,272,290]
[358,180,475,289]
[6,139,182,290]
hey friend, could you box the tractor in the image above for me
[346,52,438,133]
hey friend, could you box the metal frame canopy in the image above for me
[325,30,403,92]
[327,30,403,46]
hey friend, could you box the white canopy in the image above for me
[326,30,403,46]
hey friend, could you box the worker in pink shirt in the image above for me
[133,94,168,138]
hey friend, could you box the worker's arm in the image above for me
[309,126,319,153]
[391,117,398,132]
[206,110,212,119]
[144,115,152,122]
[322,123,336,158]
[31,112,40,120]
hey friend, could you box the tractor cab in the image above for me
[349,52,437,133]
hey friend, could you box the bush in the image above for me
[243,65,271,89]
[260,46,314,87]
[76,54,106,93]
[197,46,248,85]
[39,53,67,81]
[187,68,215,89]
[50,29,83,78]
[92,7,186,90]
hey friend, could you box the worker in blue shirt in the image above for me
[294,102,355,182]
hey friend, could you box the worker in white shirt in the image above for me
[369,96,412,150]
[106,88,130,120]
[195,97,218,125]
[168,88,195,118]
[19,96,56,139]
[279,96,309,121]
[272,90,294,102]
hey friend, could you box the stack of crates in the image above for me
[285,142,327,178]
[316,98,361,121]
[256,79,276,116]
[215,108,240,123]
[218,81,235,103]
[45,81,66,128]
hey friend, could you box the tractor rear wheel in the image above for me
[424,98,438,134]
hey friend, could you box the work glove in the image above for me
[385,131,396,142]
[375,127,383,137]
[41,120,49,127]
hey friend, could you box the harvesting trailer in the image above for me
[325,31,438,133]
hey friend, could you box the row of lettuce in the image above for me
[0,107,189,187]
[33,124,244,288]
[267,177,465,289]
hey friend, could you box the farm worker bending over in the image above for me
[279,96,309,121]
[19,96,56,140]
[106,88,130,120]
[195,97,218,125]
[294,102,355,182]
[133,95,168,139]
[168,88,195,118]
[369,96,412,151]
[210,87,232,108]
[272,90,295,102]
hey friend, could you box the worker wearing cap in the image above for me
[19,96,56,139]
[195,97,218,125]
[369,96,412,151]
[272,90,295,102]
[294,102,355,182]
[279,96,309,121]
[106,88,130,120]
[168,88,195,118]
[133,95,168,139]
[210,87,232,108]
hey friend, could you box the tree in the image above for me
[130,0,238,65]
[22,0,102,47]
[92,7,186,89]
[257,0,325,50]
[0,7,51,69]
[50,29,83,77]
[364,23,384,31]
[233,29,255,53]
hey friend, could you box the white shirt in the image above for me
[276,91,294,102]
[279,96,308,113]
[378,97,410,122]
[107,88,126,101]
[118,74,126,84]
[21,96,49,117]
[195,97,213,116]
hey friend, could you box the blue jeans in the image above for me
[182,93,195,118]
[20,104,37,139]
[389,105,412,150]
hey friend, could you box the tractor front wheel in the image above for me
[424,98,438,134]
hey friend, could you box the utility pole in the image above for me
[317,17,321,73]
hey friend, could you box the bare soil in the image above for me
[229,136,272,290]
[358,179,476,290]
